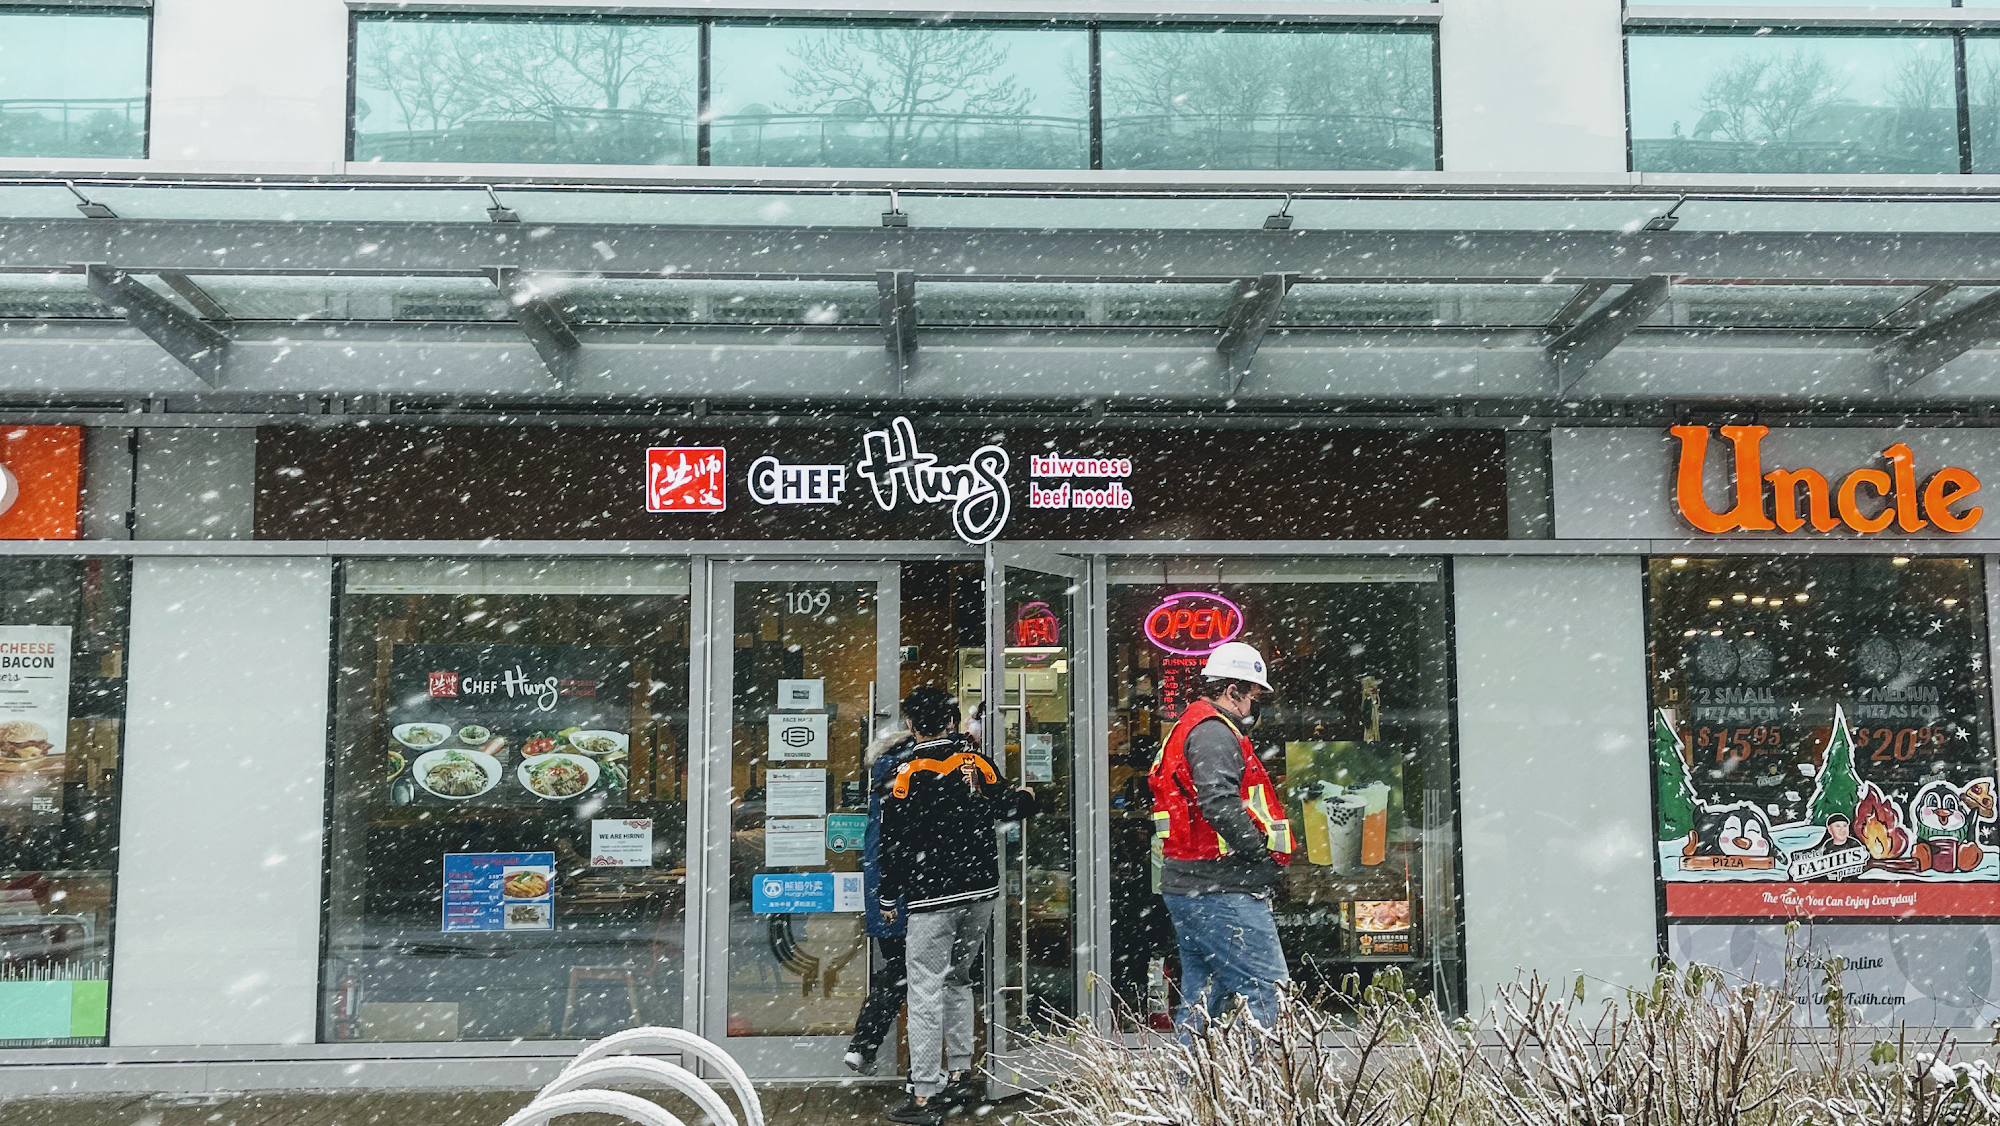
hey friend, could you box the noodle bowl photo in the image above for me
[410,748,501,800]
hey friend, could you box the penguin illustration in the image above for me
[1685,802,1780,868]
[1912,779,1989,874]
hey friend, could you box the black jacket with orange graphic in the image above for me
[876,734,1038,912]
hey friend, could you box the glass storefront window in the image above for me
[0,10,148,159]
[1628,31,1959,174]
[709,25,1088,170]
[322,559,691,1043]
[0,559,131,1047]
[1105,558,1462,1021]
[1648,557,1995,893]
[1100,27,1437,171]
[1646,557,1999,1025]
[352,16,699,165]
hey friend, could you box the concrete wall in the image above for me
[1453,556,1657,1008]
[110,558,332,1046]
[1437,0,1629,175]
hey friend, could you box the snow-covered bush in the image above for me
[1032,962,2000,1126]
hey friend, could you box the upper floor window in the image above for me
[1101,26,1436,171]
[352,13,1439,172]
[1627,4,2000,177]
[353,15,699,166]
[0,8,148,159]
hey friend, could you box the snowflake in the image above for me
[1790,702,1805,716]
[1825,647,1840,658]
[1779,618,1793,630]
[1659,668,1675,681]
[1928,618,1945,634]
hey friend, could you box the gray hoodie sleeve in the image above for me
[1184,716,1268,857]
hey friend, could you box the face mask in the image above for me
[1235,695,1264,730]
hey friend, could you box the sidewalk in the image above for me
[0,1080,1033,1126]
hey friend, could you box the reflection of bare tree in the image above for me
[780,29,1041,162]
[359,20,695,160]
[1692,49,1837,143]
[1101,31,1431,168]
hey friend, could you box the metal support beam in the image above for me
[878,269,917,393]
[1217,273,1293,394]
[487,267,580,386]
[155,271,232,322]
[1876,282,1957,330]
[1547,274,1673,397]
[81,264,228,386]
[1874,287,2000,386]
[1546,280,1615,332]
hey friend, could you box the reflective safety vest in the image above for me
[1149,698,1293,865]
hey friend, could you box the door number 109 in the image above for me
[784,590,832,615]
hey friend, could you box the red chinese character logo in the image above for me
[428,671,459,698]
[646,447,727,513]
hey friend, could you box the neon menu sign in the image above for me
[1143,592,1245,656]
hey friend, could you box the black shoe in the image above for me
[939,1071,984,1108]
[887,1096,944,1126]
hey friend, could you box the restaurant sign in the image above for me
[256,422,1510,543]
[1672,425,1982,536]
[1551,426,1997,540]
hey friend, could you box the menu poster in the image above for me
[1652,574,2000,919]
[385,644,632,809]
[443,851,554,932]
[0,626,70,830]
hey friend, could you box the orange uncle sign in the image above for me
[1670,425,1983,536]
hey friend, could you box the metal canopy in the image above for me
[12,186,2000,404]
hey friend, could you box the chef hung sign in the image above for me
[1549,427,1994,540]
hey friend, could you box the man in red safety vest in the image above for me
[1148,640,1293,1035]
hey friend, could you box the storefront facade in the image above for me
[0,410,1986,1093]
[5,0,2000,1097]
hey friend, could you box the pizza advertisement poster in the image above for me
[1646,557,1999,920]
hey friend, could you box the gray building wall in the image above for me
[111,558,332,1047]
[1453,556,1658,1007]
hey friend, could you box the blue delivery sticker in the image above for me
[752,871,866,913]
[754,872,834,913]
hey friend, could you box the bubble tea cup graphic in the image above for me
[1305,783,1368,872]
[1358,782,1392,867]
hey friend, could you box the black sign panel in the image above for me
[255,421,1508,542]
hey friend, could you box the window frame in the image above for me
[0,2,153,161]
[1624,22,1978,175]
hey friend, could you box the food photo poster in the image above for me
[383,643,633,809]
[0,625,70,831]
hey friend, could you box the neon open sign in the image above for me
[1143,592,1245,656]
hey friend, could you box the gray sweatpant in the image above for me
[903,897,994,1097]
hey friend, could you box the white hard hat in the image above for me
[1201,641,1271,691]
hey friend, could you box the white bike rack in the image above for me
[500,1026,765,1126]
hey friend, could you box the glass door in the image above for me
[980,545,1092,1098]
[703,562,899,1075]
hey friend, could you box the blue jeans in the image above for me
[1163,892,1289,1036]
